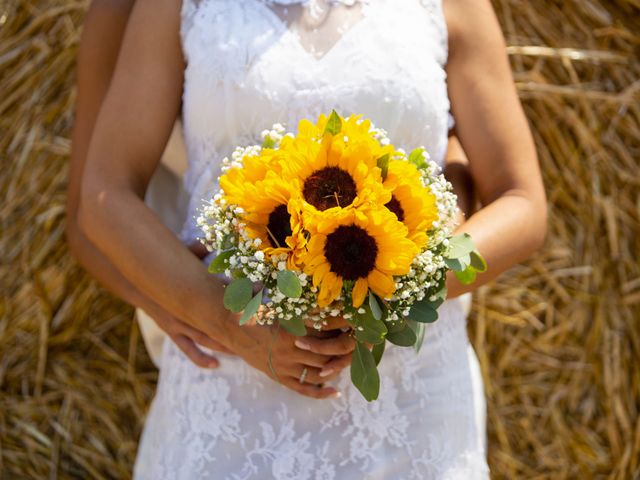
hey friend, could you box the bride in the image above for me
[75,0,546,478]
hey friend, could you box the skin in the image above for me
[75,0,543,399]
[67,0,231,369]
[442,0,547,296]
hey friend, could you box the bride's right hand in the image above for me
[222,313,354,400]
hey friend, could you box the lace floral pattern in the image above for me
[136,0,489,478]
[136,301,488,478]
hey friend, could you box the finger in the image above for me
[319,353,353,377]
[187,240,208,259]
[172,334,220,369]
[282,366,326,386]
[289,349,334,368]
[294,333,355,356]
[318,316,350,331]
[172,318,235,355]
[283,378,341,400]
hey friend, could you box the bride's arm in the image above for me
[443,0,548,298]
[78,0,348,398]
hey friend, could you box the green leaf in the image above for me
[386,323,417,347]
[277,270,302,298]
[208,250,234,274]
[446,233,475,259]
[223,278,254,313]
[407,299,439,324]
[351,342,380,402]
[324,110,342,135]
[470,250,487,272]
[354,307,388,345]
[434,284,448,301]
[386,319,406,333]
[408,320,426,353]
[262,137,276,149]
[455,267,477,285]
[408,147,426,168]
[278,315,307,336]
[239,289,263,325]
[444,257,467,271]
[368,292,383,321]
[372,341,385,366]
[376,153,390,181]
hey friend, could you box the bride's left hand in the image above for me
[303,306,353,378]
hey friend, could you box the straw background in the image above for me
[1,0,638,478]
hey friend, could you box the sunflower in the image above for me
[221,170,307,269]
[219,148,284,207]
[303,206,418,308]
[279,122,391,215]
[382,160,439,249]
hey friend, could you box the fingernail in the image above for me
[295,340,311,351]
[208,361,219,368]
[319,369,334,377]
[331,391,342,399]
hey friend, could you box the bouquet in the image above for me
[197,111,486,401]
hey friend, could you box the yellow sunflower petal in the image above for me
[352,278,369,308]
[368,269,396,300]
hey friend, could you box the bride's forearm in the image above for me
[445,192,547,299]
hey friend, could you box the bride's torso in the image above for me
[179,0,453,242]
[134,3,489,477]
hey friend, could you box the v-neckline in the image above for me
[253,0,371,63]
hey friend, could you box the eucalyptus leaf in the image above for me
[372,341,385,366]
[376,153,390,181]
[434,284,448,301]
[354,307,387,345]
[368,292,383,321]
[386,319,406,333]
[386,323,417,347]
[239,289,263,325]
[223,278,253,313]
[279,315,307,337]
[455,267,477,285]
[208,250,234,274]
[324,110,342,135]
[277,270,302,298]
[446,233,475,259]
[408,320,426,353]
[407,299,439,324]
[351,342,380,402]
[444,257,467,272]
[470,250,487,272]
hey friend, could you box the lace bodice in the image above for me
[179,0,452,242]
[134,1,489,478]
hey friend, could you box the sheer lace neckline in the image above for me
[258,0,368,61]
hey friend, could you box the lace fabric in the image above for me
[135,1,489,478]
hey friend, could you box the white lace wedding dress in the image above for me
[134,0,489,478]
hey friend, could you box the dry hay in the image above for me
[0,0,638,478]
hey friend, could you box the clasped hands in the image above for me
[151,242,354,399]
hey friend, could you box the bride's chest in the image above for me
[180,0,451,152]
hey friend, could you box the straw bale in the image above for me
[0,0,638,478]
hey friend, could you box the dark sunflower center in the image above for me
[324,225,378,280]
[302,167,357,211]
[385,195,405,222]
[266,204,292,248]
